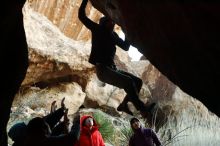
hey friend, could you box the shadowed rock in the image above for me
[89,0,220,117]
[0,1,28,146]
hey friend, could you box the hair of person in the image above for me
[130,117,140,125]
[26,117,48,135]
[8,122,27,141]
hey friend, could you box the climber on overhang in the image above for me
[78,0,150,117]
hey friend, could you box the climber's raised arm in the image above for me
[113,32,130,51]
[78,0,98,30]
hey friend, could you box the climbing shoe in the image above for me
[117,102,133,116]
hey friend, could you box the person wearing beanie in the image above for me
[129,117,162,146]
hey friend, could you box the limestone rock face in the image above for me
[25,0,220,117]
[23,4,93,88]
[27,0,102,41]
[14,83,86,116]
[17,2,133,113]
[8,2,220,145]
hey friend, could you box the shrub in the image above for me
[93,111,115,143]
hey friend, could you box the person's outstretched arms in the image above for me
[69,112,80,142]
[78,0,98,30]
[46,112,80,146]
[113,32,130,51]
[63,108,70,134]
[51,108,70,136]
[50,100,57,113]
[44,98,67,129]
[61,97,67,111]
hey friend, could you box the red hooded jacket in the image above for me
[75,115,105,146]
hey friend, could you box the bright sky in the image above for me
[119,31,142,61]
[128,46,142,61]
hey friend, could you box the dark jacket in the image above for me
[129,127,162,146]
[78,0,130,66]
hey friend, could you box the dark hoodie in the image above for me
[78,0,130,66]
[129,118,162,146]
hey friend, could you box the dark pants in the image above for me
[95,63,146,111]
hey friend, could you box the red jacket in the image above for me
[75,115,105,146]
